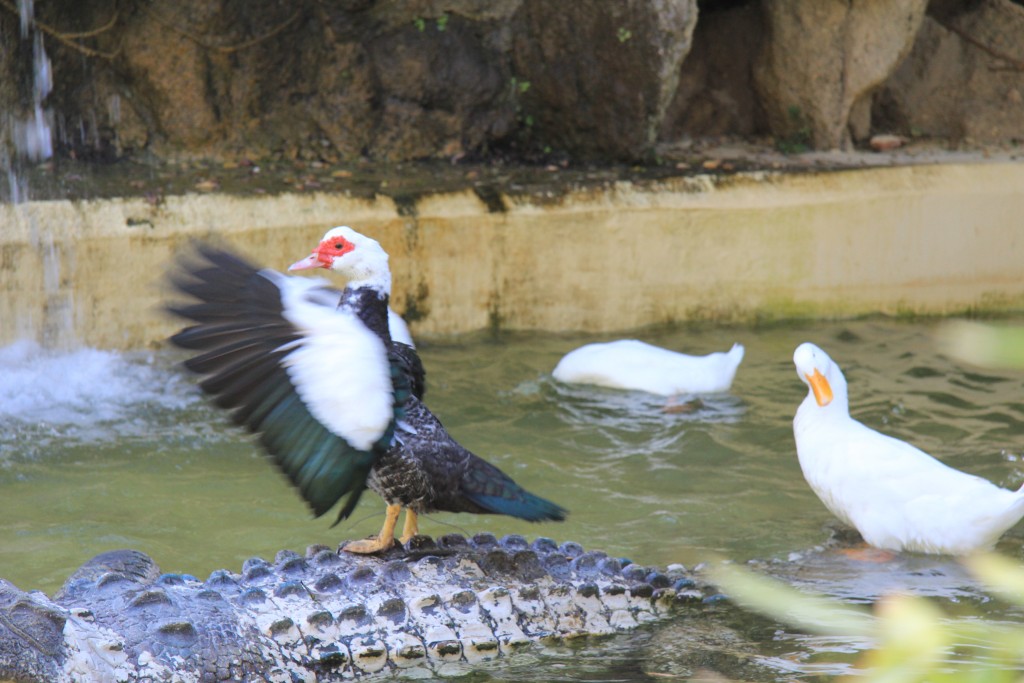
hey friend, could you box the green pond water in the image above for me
[2,316,1024,680]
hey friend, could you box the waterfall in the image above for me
[5,0,72,349]
[8,0,53,166]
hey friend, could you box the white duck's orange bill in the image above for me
[805,369,833,407]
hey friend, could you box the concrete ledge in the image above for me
[3,162,1024,350]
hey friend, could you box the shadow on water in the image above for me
[2,317,1024,679]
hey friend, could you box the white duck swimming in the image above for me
[793,342,1024,555]
[552,340,744,396]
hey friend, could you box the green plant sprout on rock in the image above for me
[776,105,812,154]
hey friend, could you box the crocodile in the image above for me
[0,533,707,682]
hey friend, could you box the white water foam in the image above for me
[0,341,208,452]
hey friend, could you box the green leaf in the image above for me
[965,553,1024,607]
[708,562,875,637]
[937,321,1024,369]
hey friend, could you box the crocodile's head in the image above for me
[0,579,66,682]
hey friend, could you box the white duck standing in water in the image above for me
[793,342,1024,555]
[552,340,744,396]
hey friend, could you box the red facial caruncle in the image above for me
[289,236,354,271]
[314,236,355,266]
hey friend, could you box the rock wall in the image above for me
[754,0,928,150]
[1,0,1022,163]
[874,0,1024,144]
[511,0,697,160]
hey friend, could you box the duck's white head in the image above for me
[793,342,848,410]
[289,226,391,294]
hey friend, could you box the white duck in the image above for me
[552,340,744,396]
[793,342,1024,555]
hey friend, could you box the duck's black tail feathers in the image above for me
[461,458,567,522]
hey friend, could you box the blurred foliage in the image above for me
[938,321,1024,370]
[712,555,1024,683]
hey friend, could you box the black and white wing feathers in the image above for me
[168,244,409,522]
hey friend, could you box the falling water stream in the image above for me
[2,317,1024,679]
[5,0,77,351]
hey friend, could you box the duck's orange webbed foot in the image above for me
[342,504,400,555]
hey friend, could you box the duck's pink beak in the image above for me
[288,253,325,271]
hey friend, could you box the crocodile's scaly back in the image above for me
[1,535,705,681]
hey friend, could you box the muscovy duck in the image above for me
[553,340,744,396]
[168,227,566,554]
[793,342,1024,555]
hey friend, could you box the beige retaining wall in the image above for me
[2,162,1023,350]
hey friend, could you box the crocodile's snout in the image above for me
[0,579,67,681]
